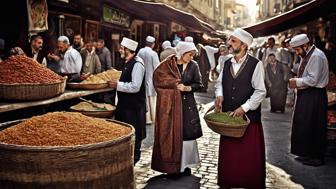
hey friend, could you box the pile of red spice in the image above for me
[0,112,132,146]
[0,55,64,84]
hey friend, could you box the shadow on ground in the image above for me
[143,174,201,189]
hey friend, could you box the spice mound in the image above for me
[205,112,247,126]
[81,69,122,84]
[0,112,131,146]
[0,55,64,84]
[71,102,116,111]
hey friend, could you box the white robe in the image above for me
[180,140,200,172]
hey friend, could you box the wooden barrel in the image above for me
[0,119,135,189]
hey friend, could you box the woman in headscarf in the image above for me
[151,41,204,176]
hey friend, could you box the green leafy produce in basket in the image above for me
[205,112,247,126]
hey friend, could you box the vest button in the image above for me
[232,87,235,90]
[232,96,235,100]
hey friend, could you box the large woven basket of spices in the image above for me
[0,112,135,189]
[204,106,250,138]
[0,55,66,101]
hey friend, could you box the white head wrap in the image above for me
[289,34,310,47]
[176,41,198,59]
[230,28,253,47]
[121,37,138,51]
[58,36,70,44]
[184,36,194,42]
[162,40,172,50]
[146,35,155,43]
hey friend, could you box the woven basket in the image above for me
[204,106,250,138]
[67,82,109,90]
[0,119,135,189]
[0,79,66,101]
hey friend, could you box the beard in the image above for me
[120,51,125,59]
[228,45,242,55]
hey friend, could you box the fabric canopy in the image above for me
[243,0,334,37]
[106,0,215,32]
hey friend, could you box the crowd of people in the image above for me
[0,25,331,188]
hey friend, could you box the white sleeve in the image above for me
[117,62,145,93]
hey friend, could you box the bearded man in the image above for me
[108,37,146,164]
[214,28,266,189]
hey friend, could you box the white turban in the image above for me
[121,37,138,51]
[185,36,194,42]
[146,35,155,43]
[176,41,198,59]
[290,34,310,47]
[230,28,253,47]
[58,36,70,44]
[162,40,172,50]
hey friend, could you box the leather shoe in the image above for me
[183,167,191,176]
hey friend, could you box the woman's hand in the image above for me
[177,83,191,92]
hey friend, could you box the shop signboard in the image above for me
[102,5,130,28]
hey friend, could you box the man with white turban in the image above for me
[108,37,146,164]
[289,33,329,166]
[160,40,176,61]
[137,35,160,125]
[152,41,204,176]
[214,28,266,188]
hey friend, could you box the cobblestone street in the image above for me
[134,82,336,189]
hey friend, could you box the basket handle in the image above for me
[204,105,216,118]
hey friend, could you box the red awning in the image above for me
[243,0,334,37]
[105,0,215,33]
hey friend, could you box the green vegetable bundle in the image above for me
[205,112,247,126]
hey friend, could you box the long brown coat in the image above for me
[151,56,183,173]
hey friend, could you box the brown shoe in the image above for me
[302,159,324,167]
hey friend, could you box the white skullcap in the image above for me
[290,34,310,47]
[172,39,180,47]
[162,40,172,50]
[176,41,198,59]
[58,36,70,44]
[121,37,138,51]
[146,35,155,43]
[230,28,253,47]
[185,36,194,42]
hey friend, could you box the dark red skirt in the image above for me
[217,122,266,189]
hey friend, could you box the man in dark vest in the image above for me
[289,33,329,166]
[108,37,146,164]
[25,35,46,65]
[214,28,266,189]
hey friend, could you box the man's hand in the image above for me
[229,106,245,117]
[288,78,297,89]
[47,53,60,62]
[177,83,191,92]
[80,73,91,81]
[214,96,224,113]
[108,80,118,88]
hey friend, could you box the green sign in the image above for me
[103,5,130,28]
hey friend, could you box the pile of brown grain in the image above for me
[0,112,132,146]
[0,55,64,84]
